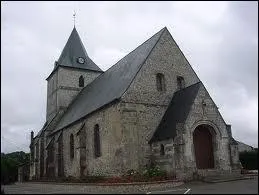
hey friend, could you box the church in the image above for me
[29,26,240,180]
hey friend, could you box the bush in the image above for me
[126,169,138,176]
[142,165,167,178]
[119,167,168,183]
[239,150,258,170]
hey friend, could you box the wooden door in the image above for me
[193,125,214,169]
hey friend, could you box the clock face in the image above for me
[77,57,85,64]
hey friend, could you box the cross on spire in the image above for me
[73,10,76,27]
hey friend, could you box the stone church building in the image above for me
[29,26,240,180]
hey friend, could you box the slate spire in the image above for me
[57,27,102,72]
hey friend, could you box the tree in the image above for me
[239,150,258,170]
[1,151,30,184]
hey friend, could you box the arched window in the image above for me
[70,134,74,159]
[160,144,165,156]
[177,76,185,90]
[79,75,84,87]
[156,73,166,91]
[94,124,101,158]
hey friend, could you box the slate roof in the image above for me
[35,112,60,138]
[36,121,47,137]
[58,27,102,71]
[47,27,102,80]
[52,27,167,133]
[149,82,202,143]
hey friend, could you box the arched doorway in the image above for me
[193,124,215,169]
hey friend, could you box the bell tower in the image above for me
[46,27,103,122]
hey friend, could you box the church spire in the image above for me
[56,27,102,72]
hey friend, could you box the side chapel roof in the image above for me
[149,82,202,143]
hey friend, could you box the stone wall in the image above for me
[46,66,101,121]
[52,101,167,178]
[150,139,175,174]
[29,133,47,180]
[230,144,240,169]
[118,102,167,171]
[57,67,101,111]
[57,102,123,177]
[52,102,167,178]
[119,28,200,174]
[122,28,200,105]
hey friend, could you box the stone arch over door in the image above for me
[193,124,216,169]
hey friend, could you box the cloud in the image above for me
[1,1,258,153]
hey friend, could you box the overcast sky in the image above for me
[1,1,258,153]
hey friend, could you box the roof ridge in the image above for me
[97,27,167,75]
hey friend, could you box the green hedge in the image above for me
[239,150,258,170]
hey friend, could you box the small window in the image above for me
[156,73,166,91]
[177,76,185,90]
[94,124,101,158]
[70,134,74,159]
[79,75,84,87]
[160,144,165,156]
